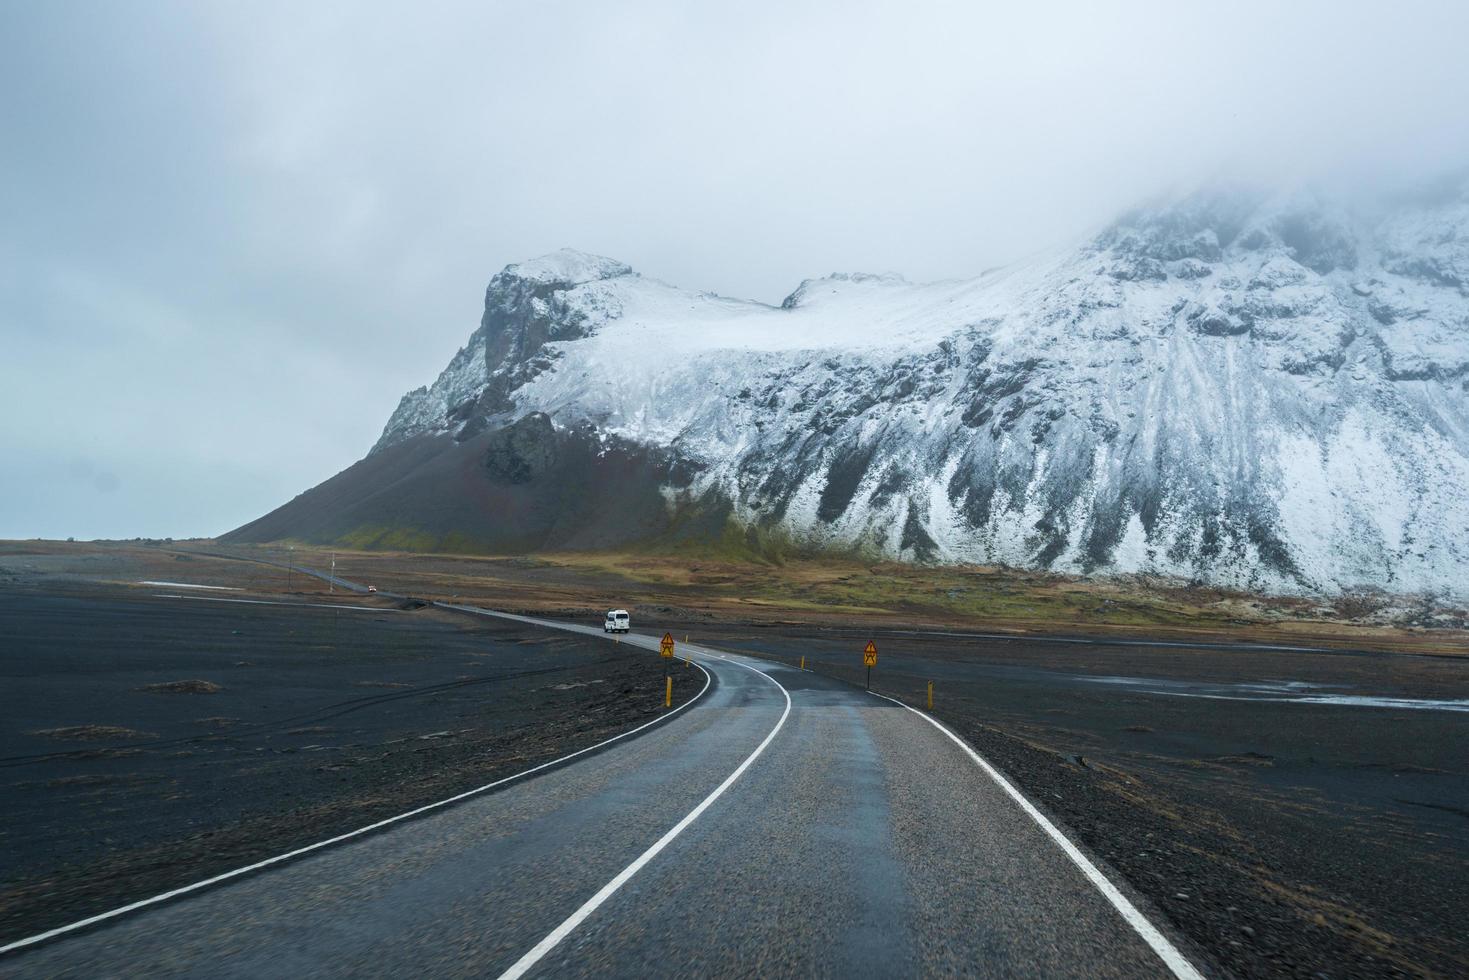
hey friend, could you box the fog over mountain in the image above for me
[3,1,1469,543]
[230,180,1469,596]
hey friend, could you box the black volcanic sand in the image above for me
[0,585,699,944]
[672,622,1469,979]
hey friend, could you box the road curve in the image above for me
[5,581,1203,978]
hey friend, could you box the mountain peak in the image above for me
[780,271,910,309]
[498,249,634,287]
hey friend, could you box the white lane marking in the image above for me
[139,581,244,591]
[150,595,394,613]
[462,592,1198,978]
[0,663,714,956]
[497,659,791,980]
[162,574,1194,978]
[870,691,1204,980]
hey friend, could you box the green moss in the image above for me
[334,525,462,553]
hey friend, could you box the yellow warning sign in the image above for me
[863,640,877,667]
[660,632,676,659]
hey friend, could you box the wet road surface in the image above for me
[5,598,1201,978]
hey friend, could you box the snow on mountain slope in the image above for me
[350,184,1469,596]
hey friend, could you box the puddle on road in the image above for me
[1076,675,1469,712]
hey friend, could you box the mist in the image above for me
[3,0,1467,539]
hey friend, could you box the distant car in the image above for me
[366,586,378,594]
[604,609,630,633]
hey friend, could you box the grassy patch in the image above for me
[199,541,1469,653]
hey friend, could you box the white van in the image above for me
[604,609,631,633]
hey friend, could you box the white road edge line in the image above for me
[438,600,1193,978]
[870,691,1204,980]
[496,659,792,980]
[0,661,714,957]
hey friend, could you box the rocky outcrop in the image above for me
[373,250,631,452]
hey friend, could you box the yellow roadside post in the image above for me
[660,632,675,707]
[863,640,878,691]
[927,681,934,710]
[800,655,805,670]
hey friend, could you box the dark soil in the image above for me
[4,546,1465,977]
[0,585,699,945]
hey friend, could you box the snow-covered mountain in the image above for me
[231,182,1469,597]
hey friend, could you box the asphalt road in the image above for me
[5,594,1202,977]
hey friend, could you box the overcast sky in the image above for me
[3,0,1467,539]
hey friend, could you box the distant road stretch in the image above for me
[5,564,1201,978]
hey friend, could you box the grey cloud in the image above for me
[3,0,1468,537]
